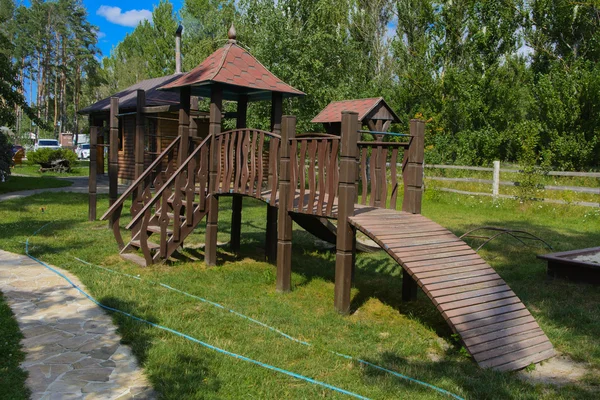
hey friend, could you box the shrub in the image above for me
[0,133,11,181]
[28,148,77,166]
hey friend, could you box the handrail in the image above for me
[100,136,181,221]
[295,132,339,138]
[126,135,211,230]
[215,128,281,140]
[357,141,409,148]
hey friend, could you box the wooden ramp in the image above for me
[349,207,556,372]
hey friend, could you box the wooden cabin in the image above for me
[78,74,210,183]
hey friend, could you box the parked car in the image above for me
[76,143,91,159]
[34,139,61,151]
[11,144,24,156]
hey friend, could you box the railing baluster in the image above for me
[270,137,280,206]
[317,139,326,214]
[185,157,197,226]
[369,146,377,207]
[289,139,297,209]
[307,140,317,213]
[226,132,235,192]
[234,129,243,192]
[257,132,264,197]
[249,131,257,196]
[360,147,368,205]
[216,135,223,192]
[241,130,250,193]
[198,145,208,211]
[325,139,338,216]
[298,140,307,212]
[390,147,399,209]
[380,147,388,208]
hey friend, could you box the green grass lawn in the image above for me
[0,190,599,399]
[0,292,29,400]
[14,160,90,177]
[0,175,73,194]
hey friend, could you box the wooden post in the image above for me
[190,96,199,139]
[135,90,146,180]
[401,119,424,301]
[231,95,248,253]
[493,160,500,198]
[277,115,296,292]
[88,120,98,221]
[109,97,119,207]
[402,119,425,214]
[266,92,282,263]
[335,111,359,314]
[178,86,191,166]
[205,85,223,266]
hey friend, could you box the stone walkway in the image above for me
[0,176,127,203]
[0,250,155,399]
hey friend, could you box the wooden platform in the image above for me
[348,207,555,372]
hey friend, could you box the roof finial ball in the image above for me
[228,23,237,43]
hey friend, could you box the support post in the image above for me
[493,160,500,198]
[189,96,199,139]
[402,270,418,301]
[135,90,146,181]
[205,85,223,266]
[335,111,359,314]
[109,97,119,207]
[88,121,98,221]
[177,86,191,166]
[402,119,425,214]
[265,92,282,263]
[231,96,248,253]
[277,115,296,292]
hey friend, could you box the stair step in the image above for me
[120,253,148,267]
[167,198,199,207]
[166,212,186,220]
[147,225,173,235]
[130,240,160,250]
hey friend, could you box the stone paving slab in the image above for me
[0,176,128,203]
[0,250,156,400]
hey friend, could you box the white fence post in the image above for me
[492,160,500,198]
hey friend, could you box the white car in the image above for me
[76,143,91,159]
[34,139,61,151]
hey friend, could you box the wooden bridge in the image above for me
[100,110,555,372]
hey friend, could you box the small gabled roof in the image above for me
[79,74,184,115]
[159,28,305,102]
[311,97,400,124]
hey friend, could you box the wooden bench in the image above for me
[11,149,24,167]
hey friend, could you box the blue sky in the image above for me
[84,0,184,57]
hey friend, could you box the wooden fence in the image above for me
[424,163,600,207]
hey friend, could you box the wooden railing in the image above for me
[100,136,181,248]
[214,129,281,205]
[125,135,211,265]
[289,133,340,217]
[357,140,409,210]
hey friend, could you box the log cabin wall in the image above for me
[117,115,136,181]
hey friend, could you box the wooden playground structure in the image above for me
[90,26,555,372]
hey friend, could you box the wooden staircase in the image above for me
[101,135,212,266]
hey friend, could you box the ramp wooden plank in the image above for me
[348,207,555,371]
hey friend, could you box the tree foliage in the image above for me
[6,0,600,170]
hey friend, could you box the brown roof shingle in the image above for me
[78,74,184,115]
[311,97,400,124]
[159,42,305,101]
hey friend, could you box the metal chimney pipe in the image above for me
[175,24,183,74]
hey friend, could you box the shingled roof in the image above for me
[159,33,304,102]
[311,97,400,124]
[79,74,183,115]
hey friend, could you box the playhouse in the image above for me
[87,25,555,372]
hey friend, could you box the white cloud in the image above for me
[96,6,152,28]
[93,29,106,39]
